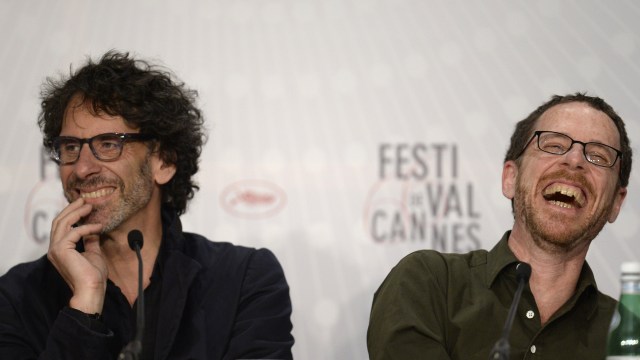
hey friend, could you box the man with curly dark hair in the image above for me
[0,51,294,359]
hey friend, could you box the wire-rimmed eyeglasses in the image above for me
[49,132,156,165]
[517,130,621,168]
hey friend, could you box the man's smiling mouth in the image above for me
[80,188,115,199]
[542,183,586,209]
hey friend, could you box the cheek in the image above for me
[601,179,621,204]
[59,168,72,184]
[516,170,536,190]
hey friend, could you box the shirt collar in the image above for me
[484,230,602,319]
[484,231,519,288]
[150,205,188,282]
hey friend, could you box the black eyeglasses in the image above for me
[49,133,156,165]
[518,130,622,168]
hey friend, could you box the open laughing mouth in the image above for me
[542,183,586,209]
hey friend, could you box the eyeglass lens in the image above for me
[55,134,124,163]
[537,132,618,167]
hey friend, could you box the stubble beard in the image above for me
[65,158,154,234]
[514,173,614,255]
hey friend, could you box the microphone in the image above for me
[118,230,145,360]
[488,262,532,360]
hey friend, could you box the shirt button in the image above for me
[526,310,535,319]
[530,345,537,353]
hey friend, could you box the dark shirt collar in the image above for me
[160,205,184,249]
[485,230,601,319]
[150,205,181,281]
[485,231,520,288]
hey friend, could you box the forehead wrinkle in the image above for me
[537,103,620,149]
[61,99,131,137]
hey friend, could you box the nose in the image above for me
[72,143,101,178]
[562,142,587,170]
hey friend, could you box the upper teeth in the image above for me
[543,184,585,207]
[81,188,113,199]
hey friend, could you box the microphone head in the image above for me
[127,230,144,251]
[516,262,532,282]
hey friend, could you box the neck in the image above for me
[507,226,589,324]
[100,224,163,306]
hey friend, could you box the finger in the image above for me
[82,234,102,253]
[49,223,103,253]
[50,203,94,246]
[47,224,103,285]
[55,201,93,229]
[82,235,108,275]
[74,224,104,242]
[51,198,86,228]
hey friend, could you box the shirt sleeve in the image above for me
[0,264,115,360]
[0,299,115,360]
[223,248,294,360]
[41,307,115,359]
[367,251,452,360]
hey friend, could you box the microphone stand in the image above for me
[488,263,531,360]
[119,230,145,360]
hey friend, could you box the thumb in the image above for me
[83,235,102,254]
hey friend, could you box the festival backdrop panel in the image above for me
[1,1,639,359]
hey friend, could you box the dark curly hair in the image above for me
[504,92,632,188]
[38,50,206,215]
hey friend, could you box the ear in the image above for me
[502,160,518,200]
[151,155,176,186]
[607,186,627,223]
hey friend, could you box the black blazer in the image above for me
[0,208,294,359]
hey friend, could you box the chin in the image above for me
[533,235,580,254]
[536,225,594,252]
[80,210,119,234]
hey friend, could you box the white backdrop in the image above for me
[1,1,640,359]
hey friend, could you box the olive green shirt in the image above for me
[367,231,616,360]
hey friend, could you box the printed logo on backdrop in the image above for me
[220,179,287,219]
[24,147,65,244]
[365,143,481,252]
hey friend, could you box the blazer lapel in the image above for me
[154,251,201,359]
